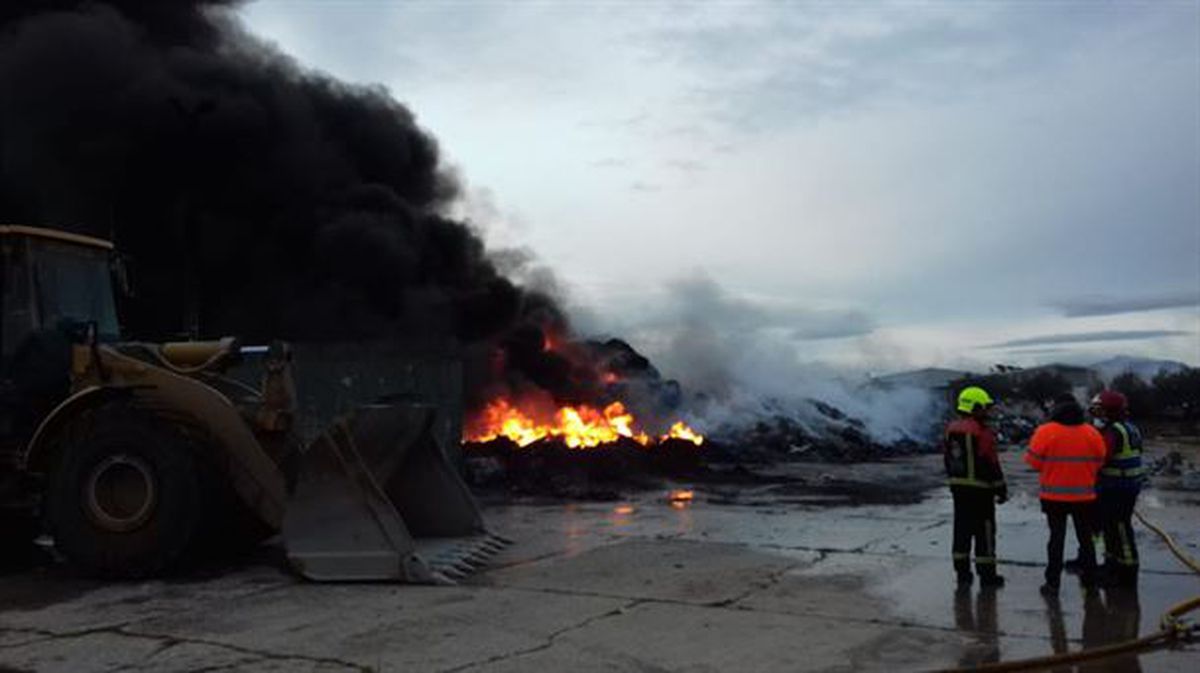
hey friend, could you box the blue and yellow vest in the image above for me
[1098,421,1144,492]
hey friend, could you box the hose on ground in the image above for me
[938,508,1200,672]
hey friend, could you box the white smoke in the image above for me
[624,274,938,444]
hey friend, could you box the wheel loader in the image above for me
[0,225,505,582]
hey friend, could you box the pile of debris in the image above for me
[463,436,704,500]
[461,397,940,499]
[988,403,1041,445]
[1147,449,1200,492]
[700,399,933,465]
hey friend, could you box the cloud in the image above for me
[666,158,707,173]
[579,112,650,129]
[662,124,710,139]
[1001,347,1070,356]
[987,330,1191,348]
[589,157,629,168]
[630,180,661,192]
[1050,291,1200,317]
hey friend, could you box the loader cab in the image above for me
[0,226,120,449]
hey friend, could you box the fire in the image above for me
[465,398,703,449]
[664,421,704,446]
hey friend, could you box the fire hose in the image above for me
[938,509,1200,672]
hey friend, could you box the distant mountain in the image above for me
[871,356,1193,392]
[1090,355,1189,382]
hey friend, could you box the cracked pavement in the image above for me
[2,451,1198,672]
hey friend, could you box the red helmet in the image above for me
[1089,390,1128,419]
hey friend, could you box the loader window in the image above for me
[30,240,120,341]
[1,240,35,363]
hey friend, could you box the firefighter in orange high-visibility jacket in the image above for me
[1026,393,1107,595]
[944,386,1007,588]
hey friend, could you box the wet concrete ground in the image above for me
[0,449,1197,672]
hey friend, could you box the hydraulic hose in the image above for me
[938,508,1200,672]
[1134,509,1200,575]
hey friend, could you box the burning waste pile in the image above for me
[459,333,941,498]
[461,337,711,498]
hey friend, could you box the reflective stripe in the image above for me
[1103,424,1143,482]
[1037,455,1104,463]
[975,557,996,565]
[1117,524,1137,566]
[1101,466,1145,477]
[952,552,969,560]
[947,478,1004,488]
[965,432,976,482]
[1107,456,1141,467]
[1041,485,1095,495]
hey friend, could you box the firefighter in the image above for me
[944,386,1007,587]
[1026,393,1107,594]
[1090,390,1144,586]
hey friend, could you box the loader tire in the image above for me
[45,406,202,579]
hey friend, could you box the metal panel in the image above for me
[229,341,465,464]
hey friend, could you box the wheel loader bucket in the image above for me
[282,403,509,583]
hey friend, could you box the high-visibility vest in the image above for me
[1025,422,1106,502]
[944,418,1004,490]
[1099,422,1144,490]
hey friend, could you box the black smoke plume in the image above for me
[0,0,613,409]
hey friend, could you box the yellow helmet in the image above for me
[957,386,994,414]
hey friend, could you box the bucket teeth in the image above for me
[440,568,466,582]
[403,531,511,583]
[430,572,457,586]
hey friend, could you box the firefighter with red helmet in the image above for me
[944,386,1007,587]
[1089,389,1145,585]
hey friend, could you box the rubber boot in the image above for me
[954,556,972,586]
[979,572,1005,588]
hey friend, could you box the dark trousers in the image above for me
[1099,490,1140,574]
[1042,499,1096,586]
[952,488,998,577]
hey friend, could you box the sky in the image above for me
[238,0,1200,375]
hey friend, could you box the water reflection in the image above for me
[1043,587,1143,673]
[954,586,1001,666]
[667,489,695,510]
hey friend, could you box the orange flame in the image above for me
[664,421,704,446]
[465,398,702,449]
